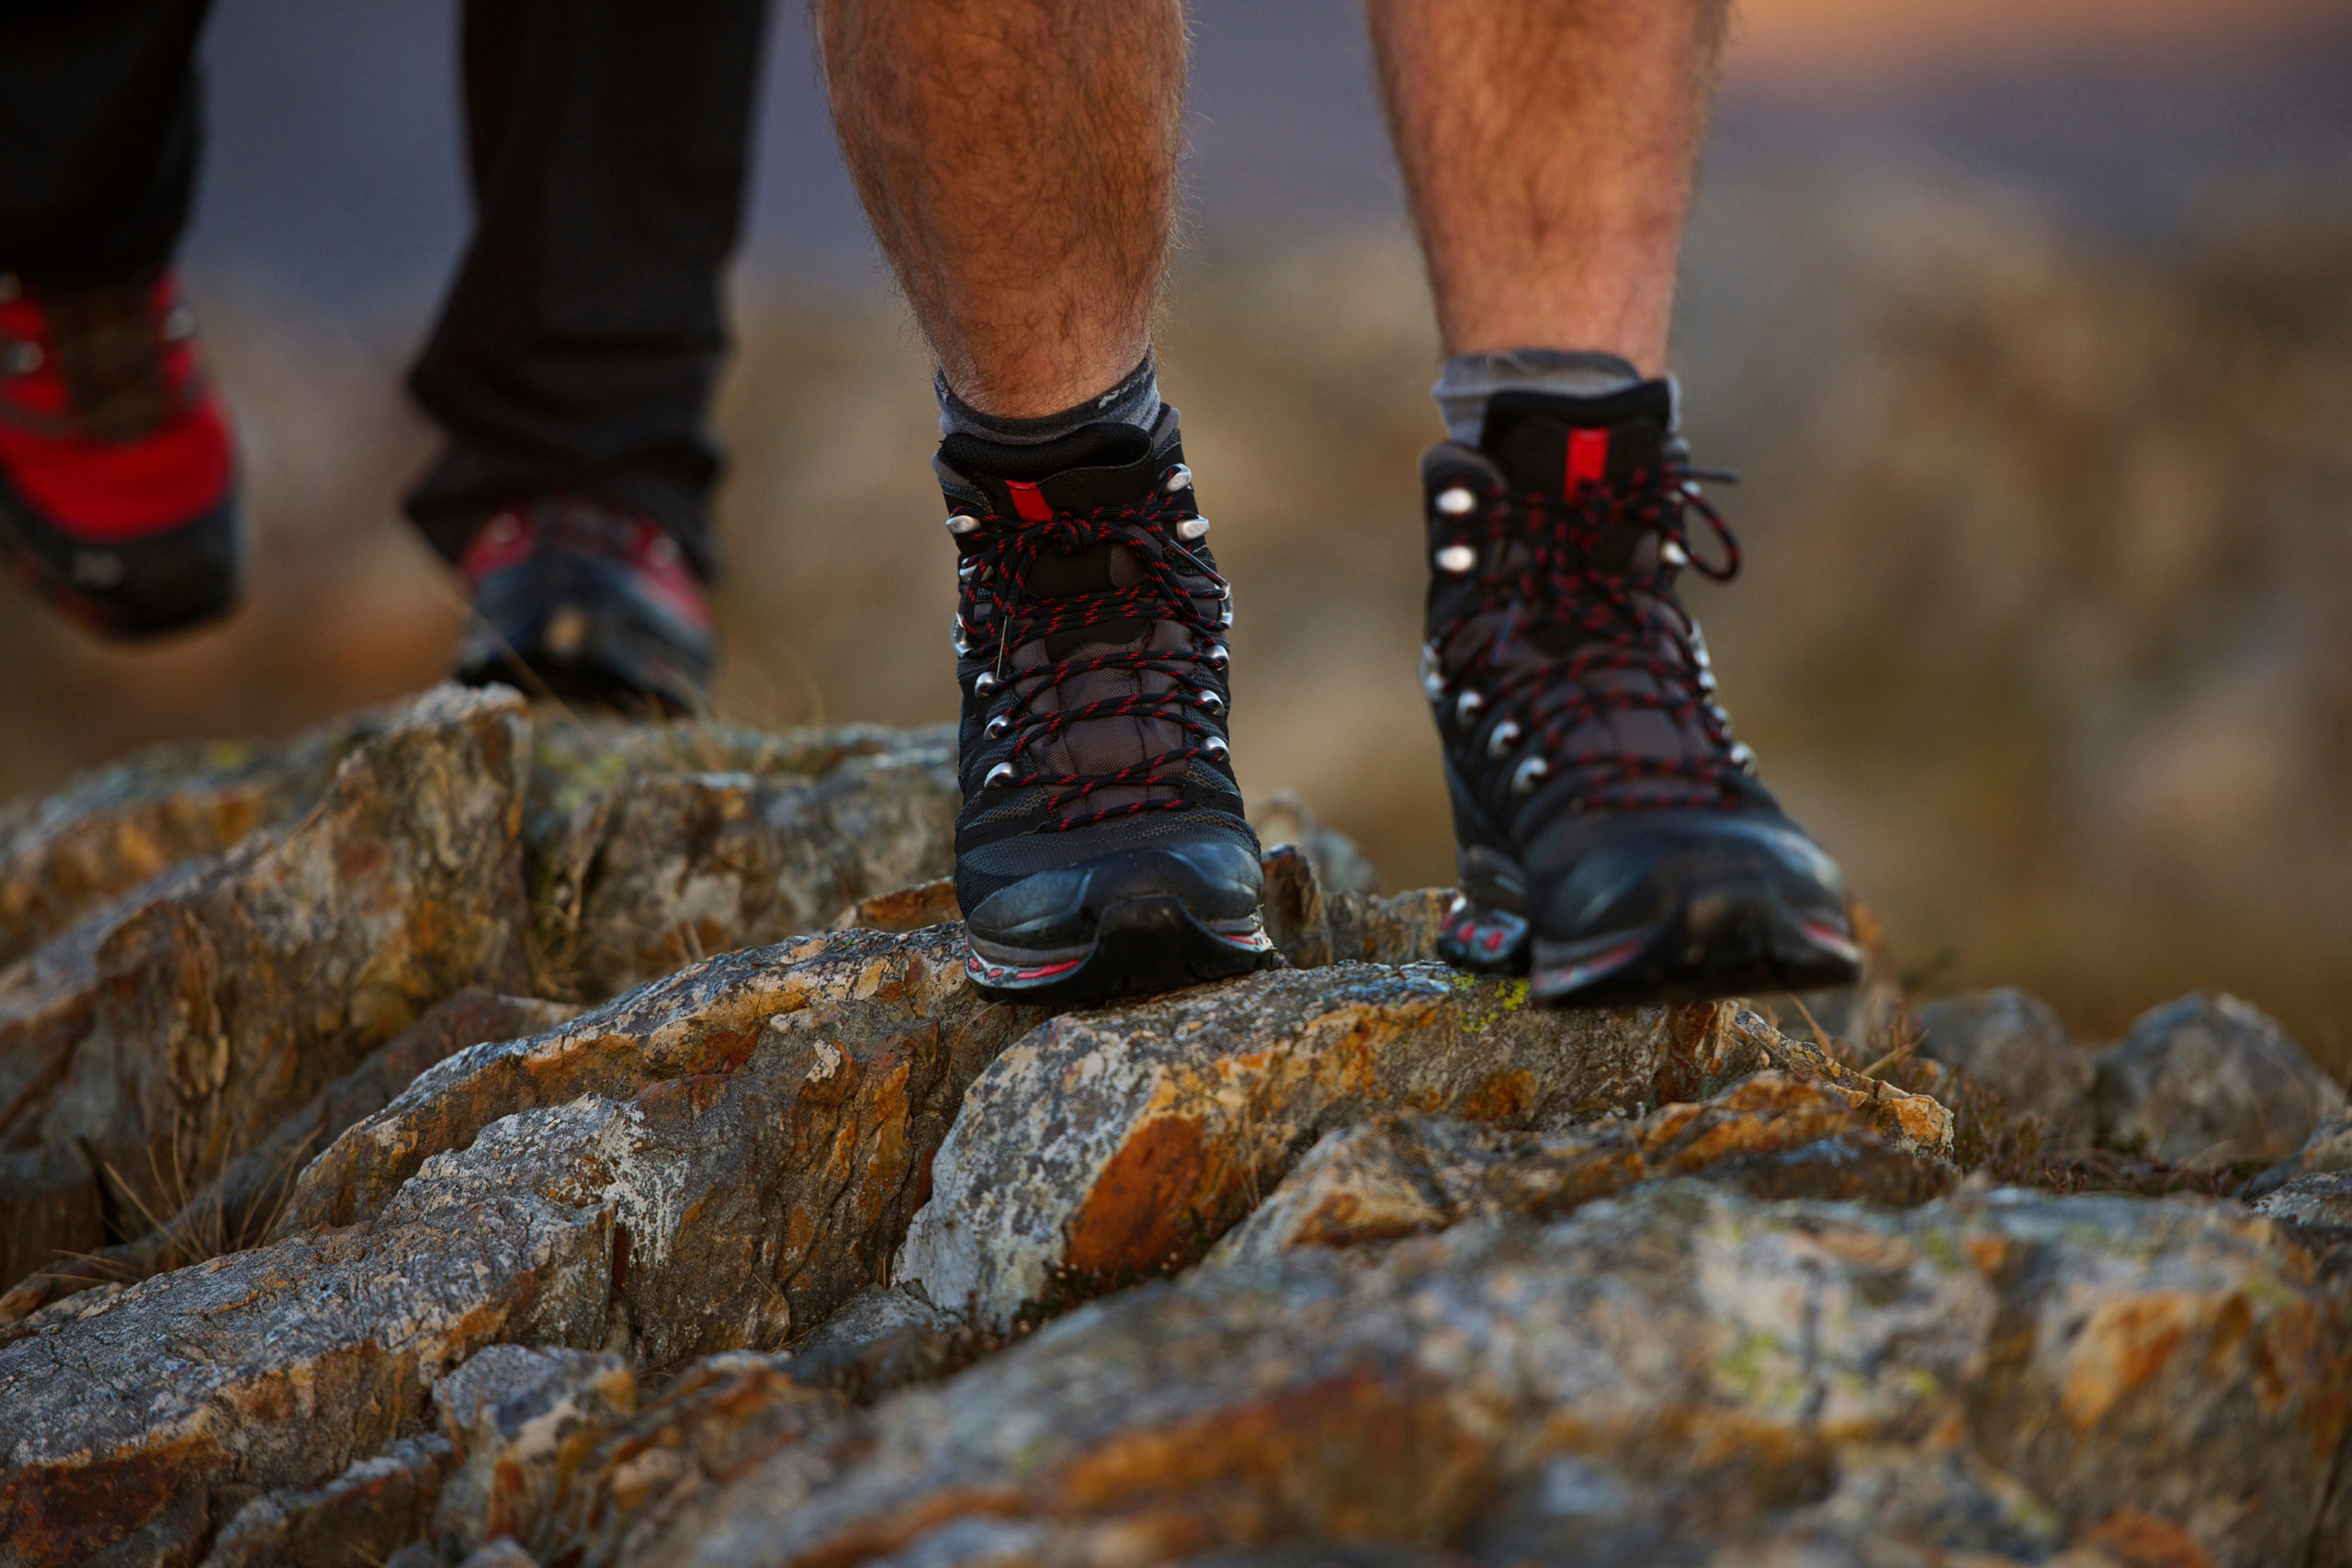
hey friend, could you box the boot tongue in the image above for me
[1478,381,1675,498]
[940,421,1157,516]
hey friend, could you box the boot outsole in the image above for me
[965,894,1276,1008]
[1526,875,1861,1007]
[0,491,241,639]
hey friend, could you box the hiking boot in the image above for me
[455,496,716,716]
[1419,381,1861,1005]
[0,269,241,637]
[939,409,1273,1006]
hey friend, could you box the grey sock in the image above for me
[936,352,1162,445]
[1431,349,1657,446]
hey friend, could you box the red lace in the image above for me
[1433,461,1748,812]
[961,490,1231,829]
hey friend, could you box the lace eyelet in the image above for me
[1454,690,1484,725]
[1204,643,1229,671]
[984,761,1016,788]
[1204,736,1229,761]
[1435,485,1478,516]
[1487,718,1521,759]
[1176,517,1210,541]
[1511,756,1550,795]
[984,716,1011,739]
[1434,544,1476,575]
[1194,690,1226,715]
[1419,643,1446,701]
[973,671,1001,694]
[1163,463,1193,493]
[944,513,985,535]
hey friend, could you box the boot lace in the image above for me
[959,486,1232,830]
[1430,458,1751,813]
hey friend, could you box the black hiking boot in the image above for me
[1419,381,1861,1005]
[939,409,1273,1006]
[454,496,716,716]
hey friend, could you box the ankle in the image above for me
[936,353,1162,447]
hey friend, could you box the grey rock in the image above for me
[1210,1070,1956,1268]
[618,1184,2342,1568]
[526,722,959,998]
[0,683,534,1292]
[2252,1169,2352,1231]
[431,1346,638,1562]
[2091,991,2345,1167]
[200,1434,457,1568]
[896,973,1952,1331]
[1917,986,2094,1132]
[2245,1105,2352,1199]
[785,1287,966,1402]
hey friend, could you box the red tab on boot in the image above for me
[1566,428,1611,493]
[1005,480,1055,523]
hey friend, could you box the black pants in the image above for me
[0,0,770,578]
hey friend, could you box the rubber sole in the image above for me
[0,490,241,639]
[1526,874,1861,1007]
[965,893,1276,1007]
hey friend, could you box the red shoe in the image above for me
[0,269,241,637]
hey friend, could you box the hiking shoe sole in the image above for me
[1524,874,1860,1007]
[964,893,1276,1007]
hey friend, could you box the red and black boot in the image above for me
[455,496,717,716]
[0,270,240,637]
[940,411,1275,1006]
[1419,381,1862,1005]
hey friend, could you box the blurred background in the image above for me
[6,0,2347,1058]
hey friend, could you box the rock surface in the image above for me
[608,1185,2342,1568]
[0,699,2346,1568]
[2091,991,2346,1168]
[0,684,535,1292]
[1917,986,2094,1134]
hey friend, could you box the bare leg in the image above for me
[814,0,1185,417]
[1367,0,1729,373]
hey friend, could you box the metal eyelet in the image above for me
[973,671,1001,694]
[1194,690,1226,715]
[1163,463,1193,493]
[1434,544,1476,575]
[1728,742,1756,772]
[1419,644,1446,701]
[1204,643,1229,671]
[984,716,1012,739]
[984,761,1016,788]
[1176,517,1210,541]
[944,513,984,535]
[1487,718,1521,759]
[1454,689,1484,725]
[1435,485,1478,516]
[1204,736,1230,761]
[1660,541,1689,568]
[1511,756,1551,795]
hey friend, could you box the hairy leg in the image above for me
[1367,0,1730,373]
[815,0,1186,418]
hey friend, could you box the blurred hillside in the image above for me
[3,3,2347,1058]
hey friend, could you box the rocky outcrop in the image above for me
[526,721,959,998]
[0,684,535,1292]
[897,977,1951,1329]
[1211,1070,1956,1267]
[0,988,571,1325]
[1,700,2346,1568]
[2092,991,2345,1168]
[1917,985,2094,1134]
[568,1184,2340,1568]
